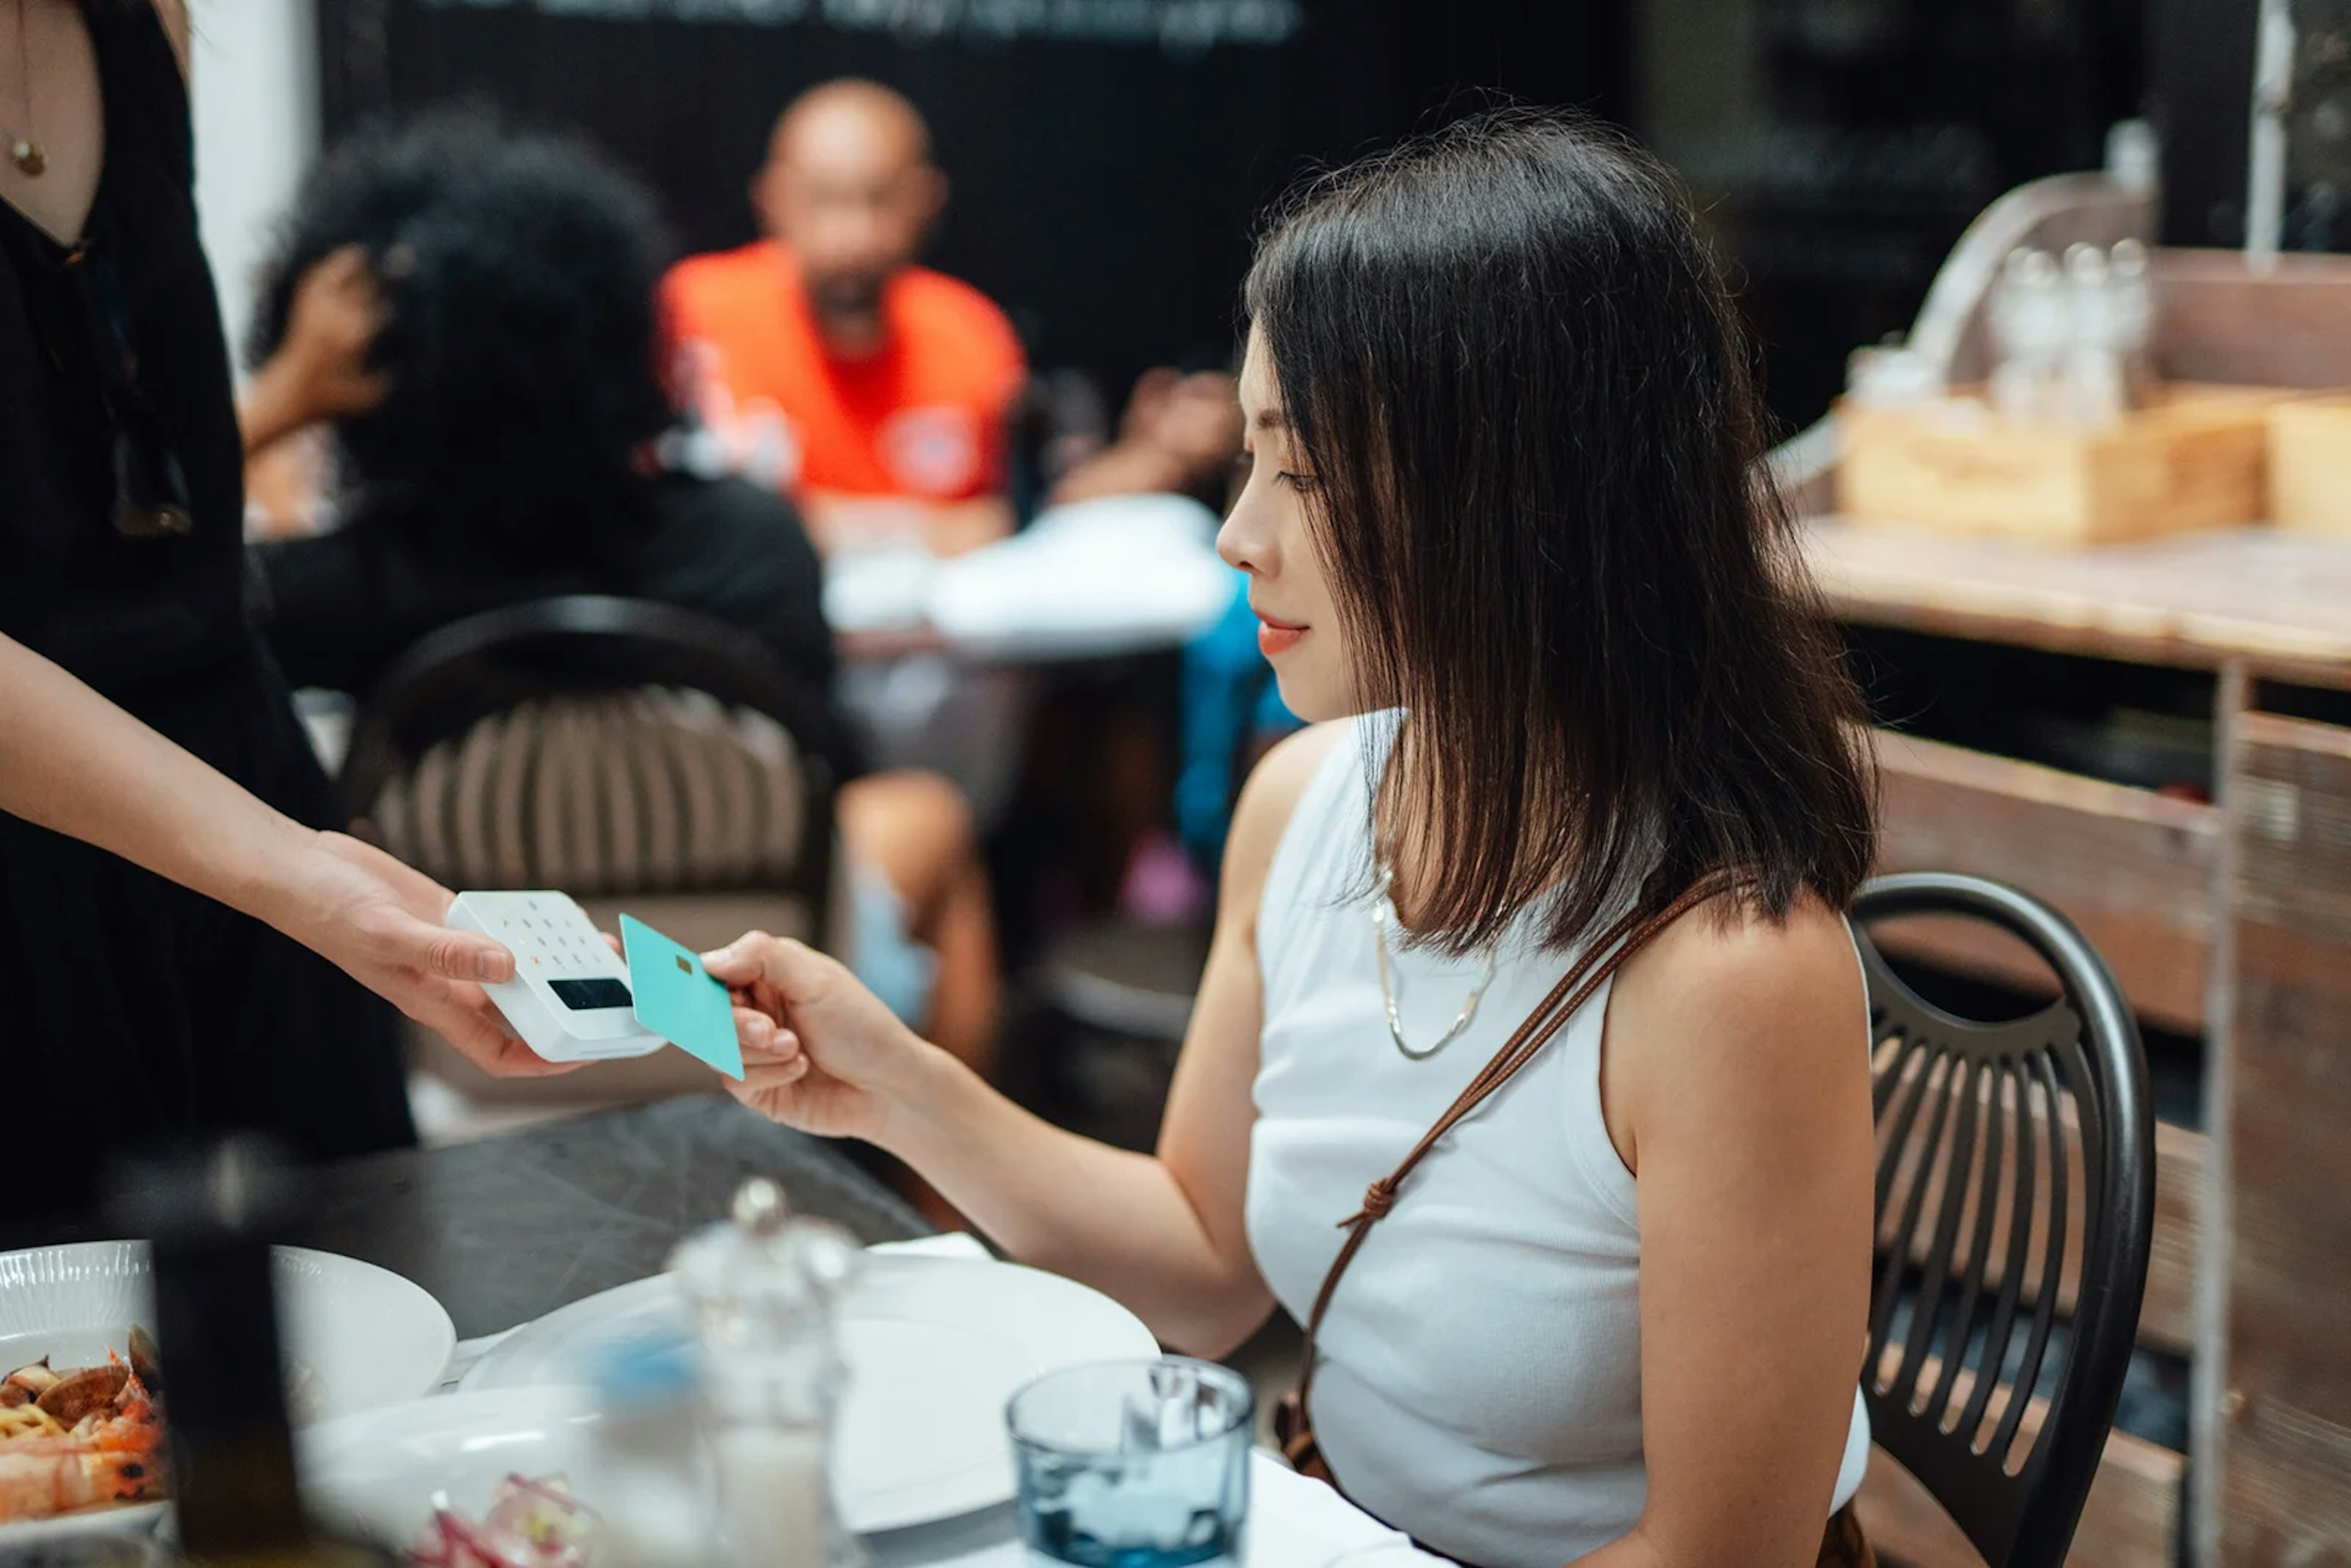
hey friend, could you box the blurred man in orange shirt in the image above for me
[663,80,1024,557]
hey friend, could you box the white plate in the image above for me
[0,1241,456,1542]
[298,1387,602,1552]
[462,1254,1158,1533]
[0,1504,173,1551]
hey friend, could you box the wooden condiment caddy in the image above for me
[1836,384,2292,545]
[2268,396,2351,536]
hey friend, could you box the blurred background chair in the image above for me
[1020,652,1286,1149]
[341,595,849,1137]
[1852,871,2156,1568]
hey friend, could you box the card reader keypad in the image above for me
[446,889,664,1062]
[468,893,631,984]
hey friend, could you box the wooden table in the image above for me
[1805,518,2351,1568]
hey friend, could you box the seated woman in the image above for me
[703,111,1881,1568]
[244,116,998,1094]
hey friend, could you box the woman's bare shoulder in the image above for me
[1217,720,1351,917]
[1606,889,1868,1162]
[1628,890,1859,1011]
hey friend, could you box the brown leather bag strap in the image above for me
[1289,869,1744,1422]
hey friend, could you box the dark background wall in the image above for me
[321,0,2317,433]
[2148,0,2256,250]
[318,1,1629,408]
[1635,0,2148,424]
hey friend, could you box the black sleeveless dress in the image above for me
[0,3,410,1228]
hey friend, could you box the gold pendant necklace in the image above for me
[7,0,39,177]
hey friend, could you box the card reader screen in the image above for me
[549,977,633,1011]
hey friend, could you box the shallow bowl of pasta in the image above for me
[0,1241,455,1539]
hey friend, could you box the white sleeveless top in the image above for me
[1245,716,1870,1568]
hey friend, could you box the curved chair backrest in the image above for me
[1852,872,2156,1568]
[342,596,842,923]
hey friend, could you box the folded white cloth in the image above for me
[868,1232,996,1264]
[924,494,1233,658]
[824,541,939,632]
[825,493,1233,658]
[1248,1457,1441,1565]
[885,1453,1441,1567]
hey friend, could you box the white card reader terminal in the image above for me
[446,890,664,1063]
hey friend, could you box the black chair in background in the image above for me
[1853,871,2156,1568]
[342,596,850,1114]
[1023,656,1286,1148]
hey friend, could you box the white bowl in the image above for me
[0,1240,456,1542]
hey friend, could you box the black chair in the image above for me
[1852,872,2156,1568]
[1024,658,1287,1147]
[342,596,850,1108]
[343,594,851,837]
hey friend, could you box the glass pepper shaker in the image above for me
[670,1179,865,1568]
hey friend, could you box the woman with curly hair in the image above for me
[247,116,846,702]
[247,116,1002,1127]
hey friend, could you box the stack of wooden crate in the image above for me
[2268,398,2351,536]
[1837,386,2351,544]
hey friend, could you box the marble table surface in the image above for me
[0,1095,926,1339]
[280,1095,928,1339]
[0,1097,1449,1566]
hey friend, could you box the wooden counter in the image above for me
[1807,519,2351,688]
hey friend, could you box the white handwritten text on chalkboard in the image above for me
[422,0,1306,51]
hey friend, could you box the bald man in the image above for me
[662,81,1024,557]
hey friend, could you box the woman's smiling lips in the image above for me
[1254,609,1308,656]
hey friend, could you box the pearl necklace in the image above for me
[1371,865,1496,1061]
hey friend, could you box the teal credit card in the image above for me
[620,913,744,1081]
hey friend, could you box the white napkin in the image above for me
[825,542,939,632]
[1245,1457,1442,1565]
[924,494,1234,657]
[890,1455,1439,1567]
[868,1232,995,1264]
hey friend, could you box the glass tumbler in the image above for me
[1006,1357,1254,1567]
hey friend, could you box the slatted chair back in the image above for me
[343,596,843,953]
[1853,871,2156,1568]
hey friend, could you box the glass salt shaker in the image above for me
[2108,238,2157,408]
[2062,241,2126,427]
[1989,248,2063,422]
[671,1179,866,1568]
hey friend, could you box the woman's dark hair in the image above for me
[248,112,675,560]
[1245,109,1875,952]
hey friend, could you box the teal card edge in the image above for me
[618,912,746,1081]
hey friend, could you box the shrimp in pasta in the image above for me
[0,1349,167,1525]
